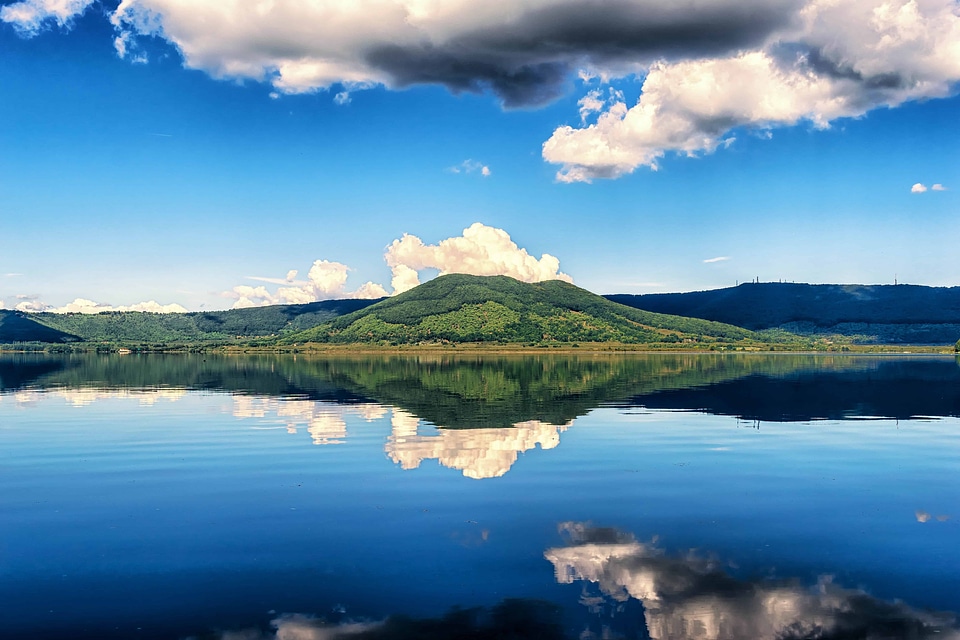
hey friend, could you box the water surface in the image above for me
[2,353,958,639]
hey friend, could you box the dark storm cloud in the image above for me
[365,46,572,108]
[772,42,910,92]
[366,0,804,106]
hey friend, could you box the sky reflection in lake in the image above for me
[1,353,958,639]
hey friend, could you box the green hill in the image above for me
[2,299,379,345]
[283,274,755,345]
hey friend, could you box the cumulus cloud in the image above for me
[577,87,626,123]
[0,0,94,36]
[14,297,188,314]
[103,0,793,106]
[545,0,960,180]
[226,259,388,309]
[227,223,572,306]
[448,159,491,177]
[8,1,960,180]
[385,222,572,294]
[913,182,949,193]
[7,225,570,314]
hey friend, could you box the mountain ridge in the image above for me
[606,282,960,344]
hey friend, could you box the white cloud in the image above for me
[226,259,388,309]
[544,0,960,180]
[577,87,625,124]
[14,297,188,314]
[912,182,949,193]
[385,222,573,294]
[0,0,94,36]
[14,301,48,312]
[333,91,351,105]
[448,159,491,177]
[577,89,606,123]
[703,256,731,264]
[227,222,572,305]
[5,226,572,314]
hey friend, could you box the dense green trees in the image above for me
[4,299,379,346]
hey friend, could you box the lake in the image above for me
[2,352,959,639]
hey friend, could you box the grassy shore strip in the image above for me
[3,341,955,355]
[223,342,957,354]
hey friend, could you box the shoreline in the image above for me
[2,342,956,356]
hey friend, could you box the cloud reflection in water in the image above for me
[232,397,388,445]
[545,522,959,640]
[1,387,187,407]
[231,396,573,478]
[386,409,572,479]
[194,601,565,640]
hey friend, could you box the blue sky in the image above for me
[1,0,958,312]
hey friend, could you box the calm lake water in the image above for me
[2,353,959,639]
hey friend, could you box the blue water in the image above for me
[1,354,958,639]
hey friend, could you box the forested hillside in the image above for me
[0,299,379,345]
[607,283,960,344]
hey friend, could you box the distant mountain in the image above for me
[1,299,379,344]
[607,283,960,344]
[284,274,755,345]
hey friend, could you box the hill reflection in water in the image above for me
[5,352,960,479]
[5,352,960,425]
